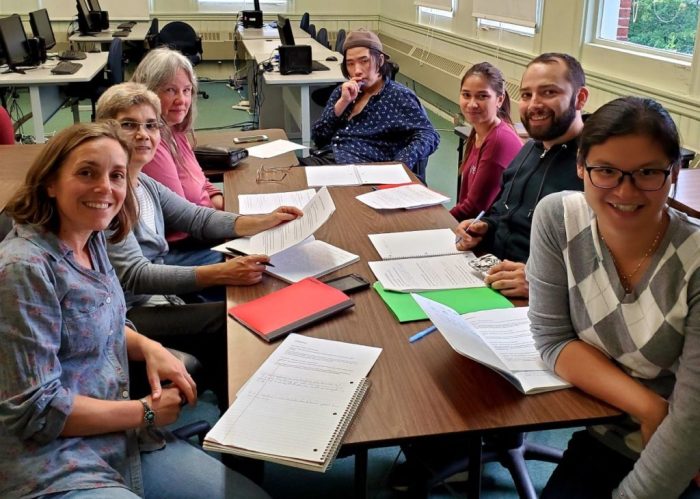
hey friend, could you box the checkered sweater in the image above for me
[528,191,700,499]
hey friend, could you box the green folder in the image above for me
[373,282,513,323]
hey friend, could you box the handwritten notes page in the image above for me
[238,188,316,215]
[368,253,483,292]
[412,296,570,394]
[204,334,381,470]
[356,184,450,210]
[305,164,411,187]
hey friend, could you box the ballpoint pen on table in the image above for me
[455,209,486,244]
[225,246,276,267]
[408,325,437,343]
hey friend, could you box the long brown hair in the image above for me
[459,62,514,173]
[5,122,137,243]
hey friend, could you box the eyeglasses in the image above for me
[118,120,163,134]
[584,163,673,191]
[255,163,292,183]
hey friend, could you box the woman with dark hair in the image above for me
[0,122,268,498]
[528,96,700,498]
[450,62,522,221]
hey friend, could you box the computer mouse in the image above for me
[326,56,338,62]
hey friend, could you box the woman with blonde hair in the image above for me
[131,47,223,256]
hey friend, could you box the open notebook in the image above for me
[203,334,381,471]
[414,296,570,394]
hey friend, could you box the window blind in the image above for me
[472,0,539,28]
[414,0,453,12]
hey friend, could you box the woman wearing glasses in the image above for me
[131,48,224,261]
[528,96,700,498]
[96,83,301,406]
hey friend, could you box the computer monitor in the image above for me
[277,15,295,46]
[76,0,100,34]
[87,0,102,11]
[0,14,30,71]
[29,9,56,51]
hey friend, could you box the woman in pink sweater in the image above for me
[450,62,523,221]
[132,48,223,247]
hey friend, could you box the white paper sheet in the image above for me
[238,188,317,215]
[368,253,482,292]
[246,139,307,158]
[356,184,450,210]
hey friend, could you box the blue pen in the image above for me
[408,325,437,343]
[455,209,486,243]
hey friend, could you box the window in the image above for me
[598,0,698,56]
[415,0,455,18]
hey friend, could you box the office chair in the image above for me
[307,23,317,39]
[334,29,346,53]
[403,432,563,499]
[299,12,310,33]
[145,17,159,49]
[65,38,124,122]
[316,28,330,49]
[156,21,209,99]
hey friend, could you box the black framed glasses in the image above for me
[118,120,163,134]
[584,162,673,191]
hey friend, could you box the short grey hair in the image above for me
[131,47,198,132]
[96,82,162,121]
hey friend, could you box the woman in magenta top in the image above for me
[132,48,222,243]
[450,62,523,221]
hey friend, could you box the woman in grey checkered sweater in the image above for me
[528,96,700,499]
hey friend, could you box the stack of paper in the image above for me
[305,164,411,187]
[215,186,335,256]
[368,254,485,292]
[204,334,382,471]
[369,229,461,260]
[246,139,307,158]
[356,184,450,210]
[413,296,570,394]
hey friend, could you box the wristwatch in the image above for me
[139,398,156,427]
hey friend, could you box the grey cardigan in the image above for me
[108,173,239,306]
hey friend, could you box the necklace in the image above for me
[600,227,663,294]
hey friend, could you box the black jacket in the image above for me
[480,137,582,263]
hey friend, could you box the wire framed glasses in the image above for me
[255,161,293,183]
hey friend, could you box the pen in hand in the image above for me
[408,325,437,343]
[455,210,486,244]
[225,246,276,267]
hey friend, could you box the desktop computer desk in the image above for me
[0,53,108,143]
[236,23,312,41]
[69,21,149,44]
[217,131,623,498]
[241,37,345,149]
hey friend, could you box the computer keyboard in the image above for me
[117,21,136,30]
[311,61,330,72]
[59,50,87,61]
[112,30,130,37]
[51,61,83,75]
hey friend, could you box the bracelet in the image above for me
[139,398,156,427]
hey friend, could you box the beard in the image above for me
[522,93,577,142]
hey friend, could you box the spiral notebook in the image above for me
[203,334,381,472]
[369,228,463,260]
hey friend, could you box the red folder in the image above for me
[228,277,355,342]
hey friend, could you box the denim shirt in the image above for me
[0,225,142,498]
[311,78,440,174]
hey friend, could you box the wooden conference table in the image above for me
[216,130,623,497]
